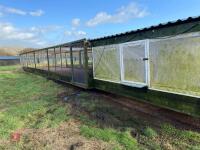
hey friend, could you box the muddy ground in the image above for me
[59,87,200,132]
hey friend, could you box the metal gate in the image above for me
[120,40,149,88]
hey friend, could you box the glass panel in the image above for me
[122,41,146,84]
[93,44,120,82]
[149,33,200,96]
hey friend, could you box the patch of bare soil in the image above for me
[1,119,115,150]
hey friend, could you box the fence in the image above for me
[20,40,93,88]
[92,31,200,97]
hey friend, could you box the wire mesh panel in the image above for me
[27,54,30,67]
[21,54,27,67]
[55,48,61,68]
[35,51,39,69]
[80,49,93,68]
[66,52,71,67]
[27,53,35,68]
[93,44,120,82]
[73,51,81,68]
[80,50,85,68]
[42,51,48,69]
[37,51,46,69]
[61,52,66,67]
[121,41,147,86]
[61,47,70,68]
[53,47,72,80]
[20,55,23,66]
[88,50,93,68]
[149,32,200,97]
[48,49,55,71]
[72,47,86,84]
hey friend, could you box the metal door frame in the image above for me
[120,40,149,88]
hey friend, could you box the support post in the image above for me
[54,48,56,71]
[79,50,82,68]
[26,53,28,67]
[70,46,74,83]
[46,49,49,71]
[60,46,62,68]
[83,40,89,86]
[65,52,67,67]
[34,52,36,69]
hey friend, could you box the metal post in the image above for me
[26,53,28,67]
[70,46,74,82]
[34,52,36,69]
[65,52,67,67]
[54,48,56,71]
[47,49,50,71]
[83,40,89,86]
[79,50,82,68]
[60,46,62,68]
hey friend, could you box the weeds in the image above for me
[143,127,158,138]
[80,125,138,150]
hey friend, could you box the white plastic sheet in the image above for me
[149,33,200,96]
[93,44,120,82]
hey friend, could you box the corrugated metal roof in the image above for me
[90,16,200,42]
[19,15,200,55]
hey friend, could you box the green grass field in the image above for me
[0,66,69,138]
[0,65,200,150]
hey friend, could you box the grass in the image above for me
[70,90,200,150]
[80,125,138,150]
[161,123,200,143]
[0,65,200,150]
[0,65,69,139]
[143,127,158,138]
[0,65,20,71]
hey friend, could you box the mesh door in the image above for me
[121,41,147,85]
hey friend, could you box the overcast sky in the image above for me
[0,0,200,48]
